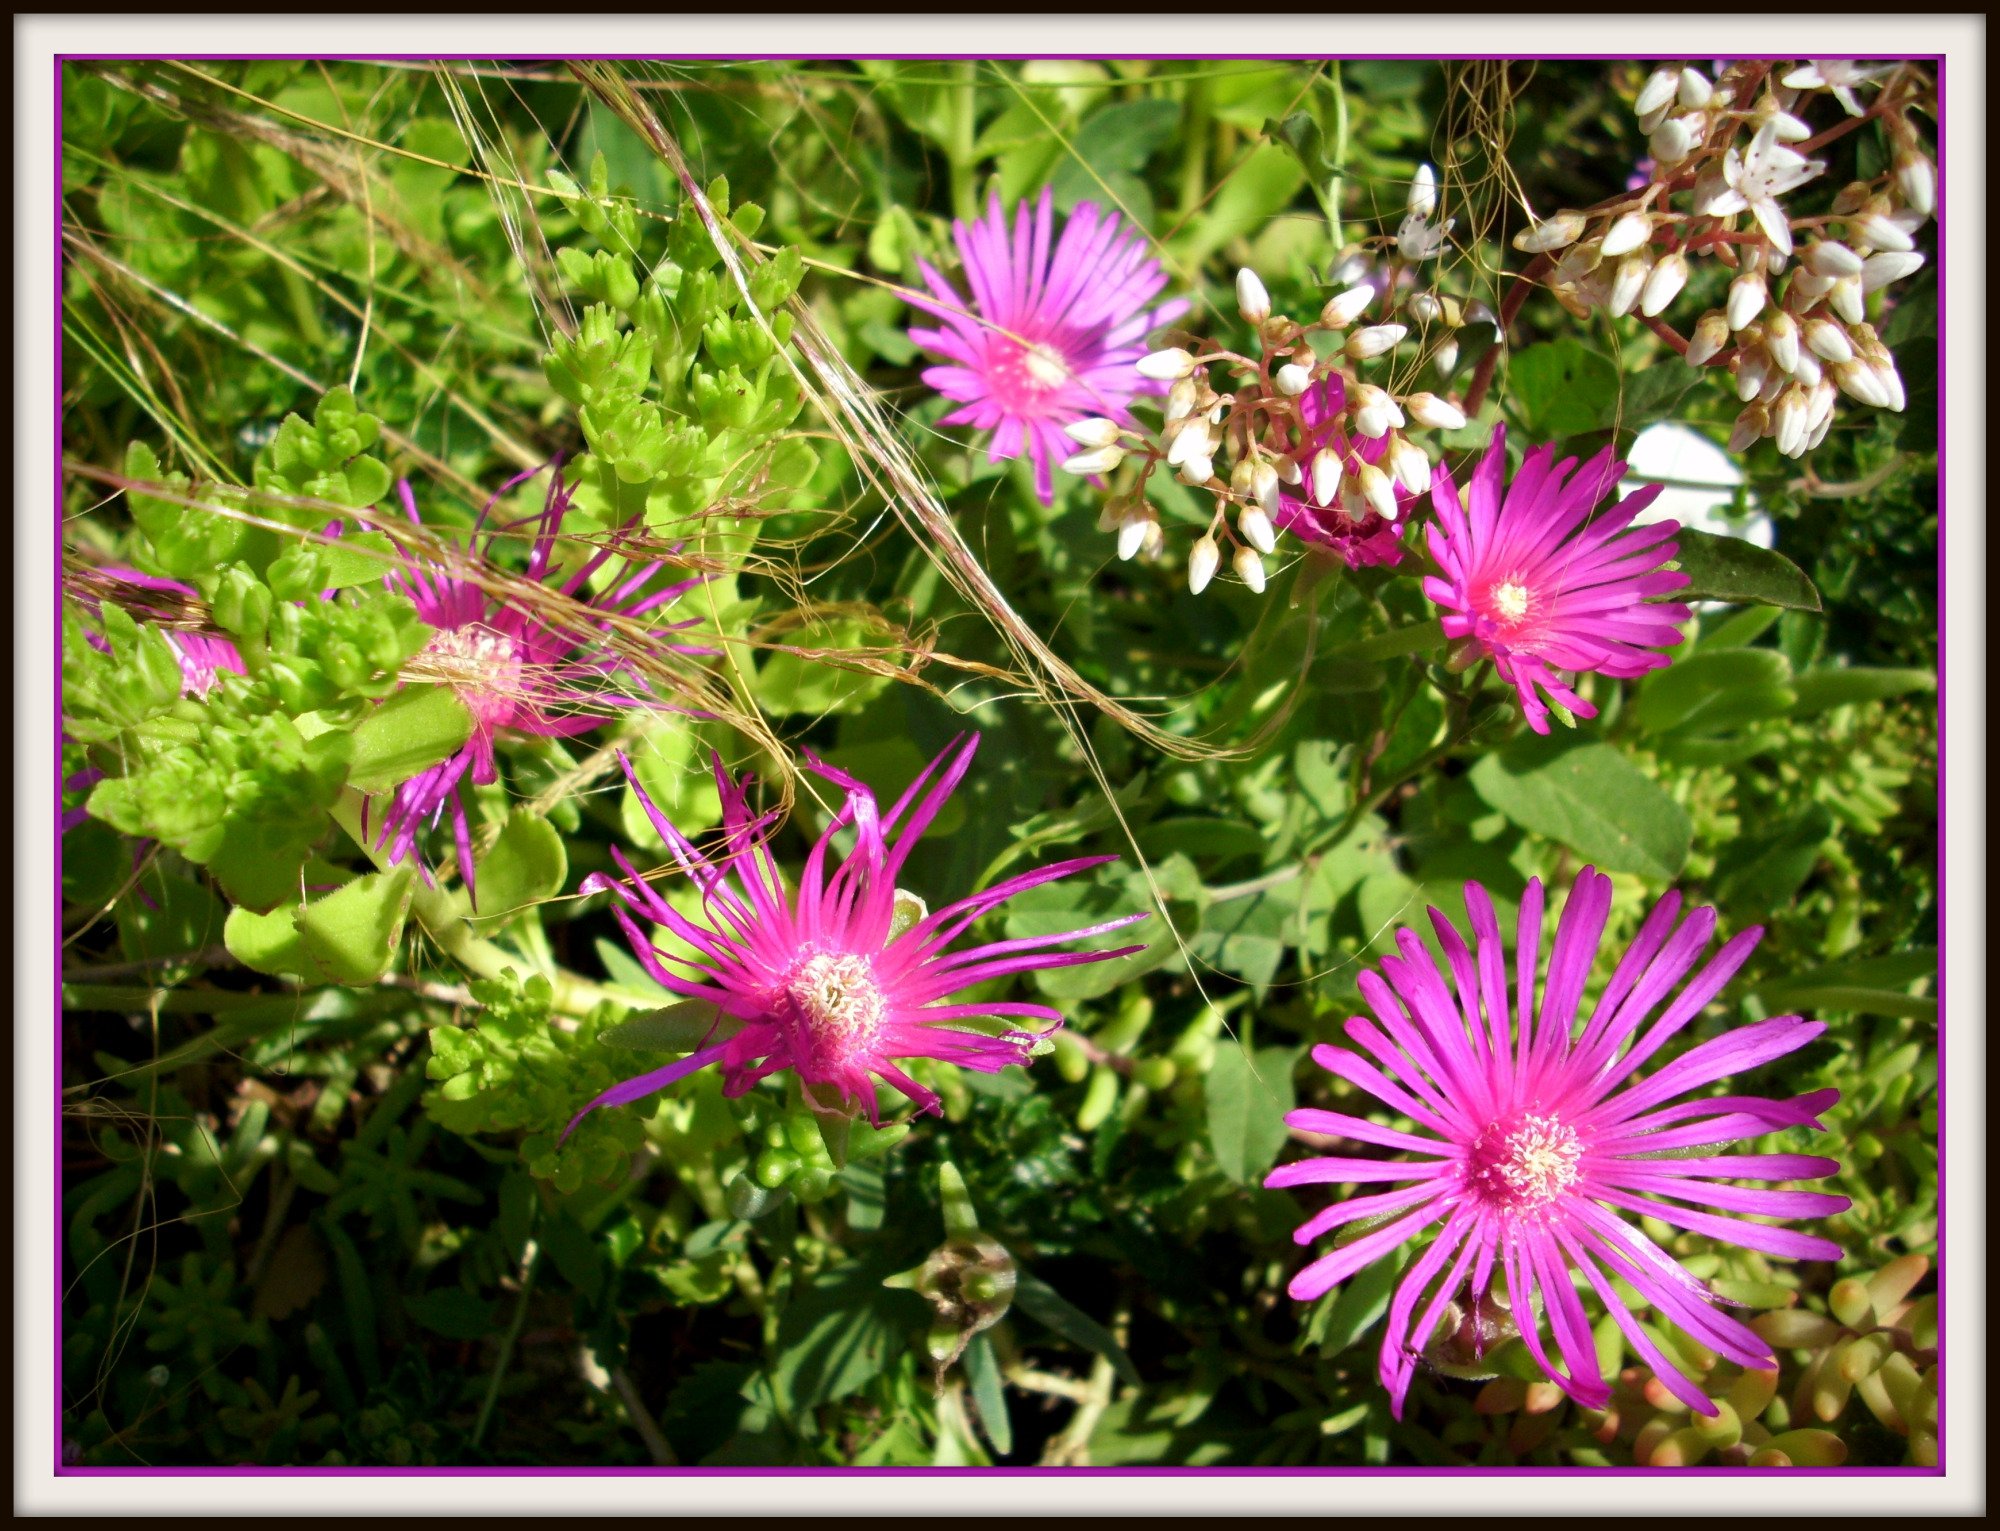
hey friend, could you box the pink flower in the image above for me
[1270,375,1417,568]
[1266,870,1847,1419]
[1425,427,1691,734]
[371,464,706,896]
[565,734,1146,1135]
[907,188,1189,504]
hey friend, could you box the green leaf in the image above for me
[1668,529,1821,611]
[223,903,312,978]
[1631,648,1796,737]
[1714,805,1832,909]
[347,686,474,794]
[1205,1043,1298,1184]
[1468,737,1691,879]
[767,1260,920,1415]
[402,1287,499,1341]
[1012,1271,1143,1388]
[311,531,400,592]
[293,864,416,986]
[598,1001,727,1051]
[461,811,568,923]
[963,1332,1013,1456]
[1789,666,1936,719]
[1753,948,1937,1020]
[115,865,226,976]
[1507,341,1621,439]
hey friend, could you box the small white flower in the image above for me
[1063,417,1123,448]
[1309,448,1343,508]
[1140,520,1165,560]
[1764,310,1801,373]
[1188,534,1221,594]
[1686,311,1730,366]
[1137,347,1199,381]
[1513,211,1588,254]
[1236,267,1271,326]
[1062,444,1125,476]
[1396,211,1454,262]
[1327,251,1373,288]
[1320,286,1374,329]
[1640,252,1689,317]
[1409,292,1445,323]
[1599,211,1654,258]
[1761,107,1816,143]
[1404,391,1467,431]
[1782,59,1892,117]
[1239,505,1278,555]
[1408,163,1439,221]
[1232,545,1268,594]
[1274,363,1314,396]
[1727,271,1768,331]
[1346,324,1408,361]
[1721,121,1828,256]
[1351,383,1403,440]
[1830,360,1887,408]
[1860,250,1926,293]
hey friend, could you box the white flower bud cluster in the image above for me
[1513,60,1933,458]
[1066,257,1474,596]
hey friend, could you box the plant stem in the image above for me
[471,1231,541,1450]
[1320,617,1448,666]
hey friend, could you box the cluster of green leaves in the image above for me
[60,58,1937,1471]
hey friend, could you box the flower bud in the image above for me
[1345,323,1408,360]
[1063,417,1122,448]
[1685,311,1729,366]
[1232,544,1267,594]
[1404,391,1467,431]
[1137,347,1198,381]
[1356,462,1399,520]
[1513,210,1588,253]
[1736,346,1770,401]
[1320,285,1374,328]
[1850,211,1916,253]
[1164,376,1199,421]
[1764,310,1801,374]
[1772,385,1810,456]
[1250,460,1282,514]
[1239,505,1277,555]
[1166,419,1213,467]
[1895,153,1937,217]
[1791,346,1823,388]
[1873,357,1906,412]
[1061,444,1125,476]
[1275,453,1302,486]
[1351,383,1399,439]
[1435,335,1460,376]
[1409,163,1439,220]
[1640,251,1689,317]
[1634,66,1679,117]
[1860,251,1925,292]
[1727,270,1768,331]
[1310,447,1343,507]
[1274,362,1313,396]
[1386,437,1432,495]
[1187,534,1221,594]
[1236,267,1271,326]
[1607,254,1651,318]
[1177,453,1214,486]
[1649,114,1699,165]
[1765,108,1815,143]
[1116,517,1150,561]
[1140,520,1164,560]
[1678,66,1713,108]
[1599,210,1653,258]
[1804,317,1855,364]
[1828,276,1866,325]
[1802,240,1864,278]
[1728,403,1768,452]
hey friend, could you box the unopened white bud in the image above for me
[1409,292,1445,323]
[1736,346,1770,401]
[1640,252,1689,317]
[1802,241,1864,279]
[1232,545,1267,594]
[1895,153,1937,217]
[1404,391,1467,431]
[1167,419,1213,468]
[1772,386,1811,456]
[1599,211,1653,259]
[1765,109,1815,143]
[1164,376,1199,421]
[1140,520,1165,560]
[1275,363,1313,396]
[1275,454,1302,486]
[1408,163,1438,221]
[1310,448,1343,507]
[1635,67,1680,117]
[1137,347,1198,381]
[1063,417,1123,448]
[1320,285,1374,328]
[1791,347,1824,388]
[1830,360,1887,408]
[1178,453,1215,486]
[1513,210,1588,253]
[1239,505,1278,555]
[1250,461,1282,514]
[1803,317,1855,364]
[1728,403,1768,453]
[1849,212,1916,253]
[1608,255,1651,318]
[1873,357,1906,412]
[1356,462,1400,521]
[1188,534,1221,594]
[1807,378,1838,431]
[1727,271,1769,331]
[1861,250,1925,292]
[1434,335,1461,376]
[1117,517,1150,561]
[1236,267,1271,326]
[1686,311,1729,366]
[1678,67,1713,108]
[1827,276,1866,325]
[1062,444,1126,476]
[1649,114,1699,165]
[1345,323,1408,361]
[1386,437,1432,495]
[1764,310,1801,373]
[1351,383,1401,440]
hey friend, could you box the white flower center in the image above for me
[421,624,526,725]
[1022,344,1071,391]
[1490,581,1531,622]
[784,951,886,1063]
[1469,1112,1583,1213]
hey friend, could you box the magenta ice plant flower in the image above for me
[907,187,1189,504]
[1425,426,1691,734]
[565,734,1147,1135]
[1271,375,1419,568]
[1265,869,1847,1419]
[370,464,706,891]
